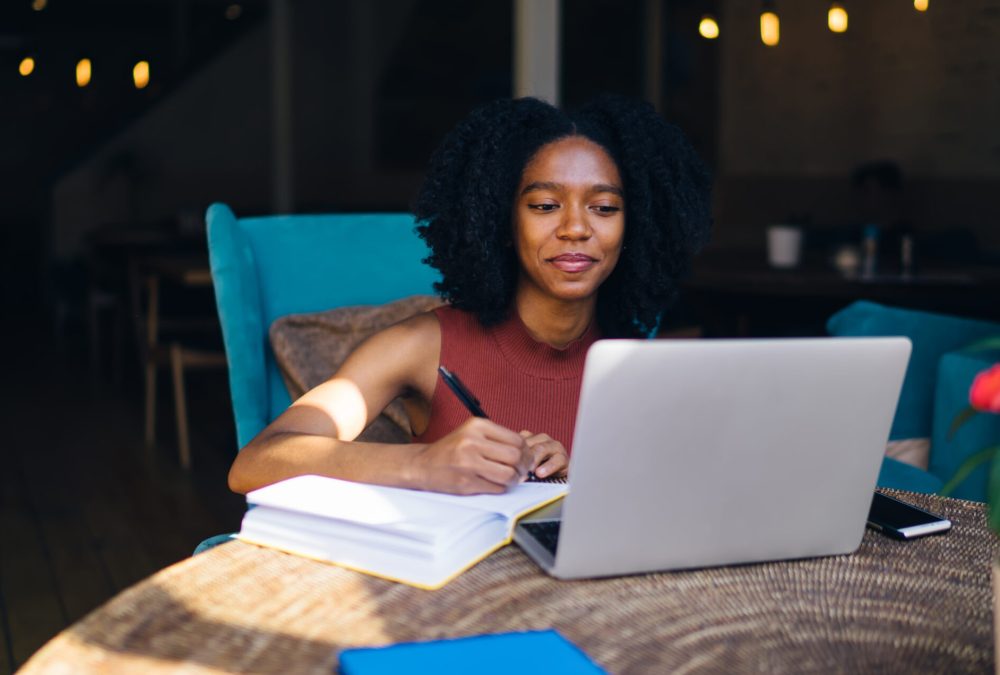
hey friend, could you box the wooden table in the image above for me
[19,492,999,674]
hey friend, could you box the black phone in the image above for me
[867,492,952,539]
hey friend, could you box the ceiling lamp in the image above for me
[760,2,780,47]
[76,58,91,87]
[699,15,720,40]
[914,0,928,11]
[19,57,35,77]
[133,60,150,89]
[828,3,848,32]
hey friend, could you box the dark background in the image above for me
[1,1,999,668]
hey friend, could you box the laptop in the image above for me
[514,337,911,579]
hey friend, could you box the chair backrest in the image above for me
[205,202,440,449]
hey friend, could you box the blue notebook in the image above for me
[338,629,606,674]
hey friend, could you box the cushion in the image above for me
[269,295,444,443]
[827,301,1000,440]
[885,438,930,470]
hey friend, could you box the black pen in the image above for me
[438,366,488,418]
[438,366,537,481]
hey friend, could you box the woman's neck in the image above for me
[513,289,596,349]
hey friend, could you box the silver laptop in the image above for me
[514,337,911,579]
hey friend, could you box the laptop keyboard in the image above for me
[522,521,561,556]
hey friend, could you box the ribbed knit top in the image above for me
[413,305,600,453]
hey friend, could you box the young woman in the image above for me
[228,95,712,495]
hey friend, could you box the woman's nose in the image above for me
[557,206,592,240]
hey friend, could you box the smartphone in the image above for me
[867,492,952,539]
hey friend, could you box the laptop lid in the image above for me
[522,337,910,580]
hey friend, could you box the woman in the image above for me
[229,95,711,496]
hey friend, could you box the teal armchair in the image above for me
[205,203,440,451]
[829,301,1000,497]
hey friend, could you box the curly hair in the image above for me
[414,95,712,338]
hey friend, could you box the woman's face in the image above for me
[512,136,625,305]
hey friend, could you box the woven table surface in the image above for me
[20,491,999,674]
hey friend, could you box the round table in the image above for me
[20,492,999,673]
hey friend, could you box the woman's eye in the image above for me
[528,203,559,212]
[593,205,622,214]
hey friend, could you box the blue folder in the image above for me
[338,629,606,674]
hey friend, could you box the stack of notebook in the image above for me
[238,474,567,589]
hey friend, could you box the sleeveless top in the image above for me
[413,305,600,453]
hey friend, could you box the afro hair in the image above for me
[414,95,712,338]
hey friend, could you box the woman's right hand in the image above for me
[410,418,533,494]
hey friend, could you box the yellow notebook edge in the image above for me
[237,488,568,591]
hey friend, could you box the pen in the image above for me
[438,366,488,418]
[437,366,537,481]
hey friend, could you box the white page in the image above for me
[240,514,507,589]
[398,481,568,519]
[247,476,567,536]
[246,475,481,541]
[244,504,486,554]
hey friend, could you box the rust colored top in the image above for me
[413,305,600,452]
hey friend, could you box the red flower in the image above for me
[970,364,1000,414]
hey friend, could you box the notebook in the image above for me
[514,337,911,579]
[237,474,566,589]
[338,630,606,674]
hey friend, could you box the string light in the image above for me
[19,57,35,77]
[76,58,92,87]
[699,15,720,39]
[133,60,150,89]
[760,10,780,46]
[914,0,928,11]
[31,0,47,11]
[828,3,848,33]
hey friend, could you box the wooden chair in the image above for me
[132,254,226,469]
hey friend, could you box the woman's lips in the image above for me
[548,253,597,273]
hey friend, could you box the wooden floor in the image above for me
[0,320,246,673]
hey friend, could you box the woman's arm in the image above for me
[228,312,532,494]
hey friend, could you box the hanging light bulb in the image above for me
[76,58,91,87]
[133,60,150,89]
[914,0,928,11]
[699,15,720,39]
[19,57,35,76]
[828,3,848,32]
[31,0,47,11]
[760,8,780,47]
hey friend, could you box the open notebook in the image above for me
[238,475,567,590]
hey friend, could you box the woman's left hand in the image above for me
[520,430,569,479]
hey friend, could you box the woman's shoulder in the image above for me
[370,305,487,357]
[376,305,443,345]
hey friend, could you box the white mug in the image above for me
[766,225,803,268]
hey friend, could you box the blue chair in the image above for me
[205,203,440,451]
[828,301,1000,496]
[930,348,1000,500]
[195,204,440,555]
